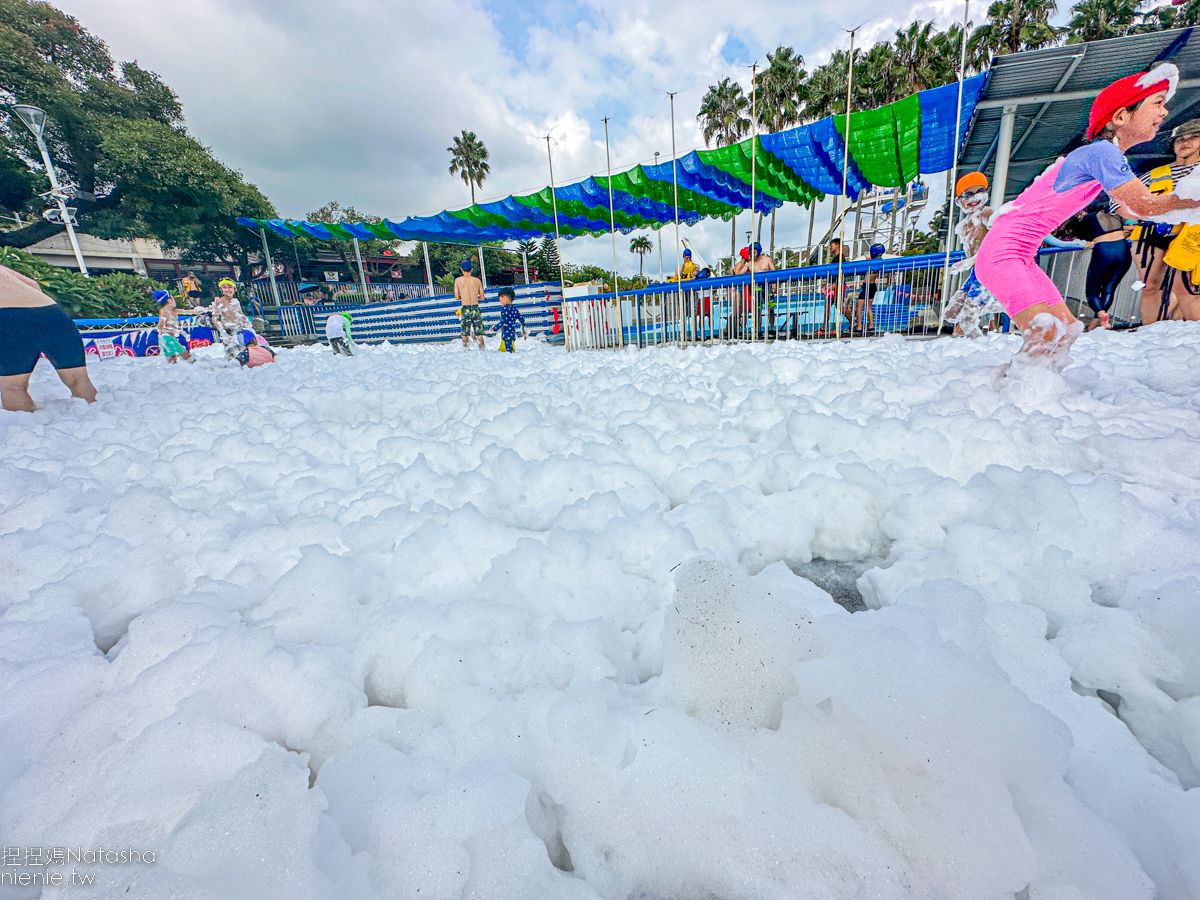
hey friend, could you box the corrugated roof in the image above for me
[961,28,1200,201]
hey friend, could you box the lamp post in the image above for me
[10,104,89,275]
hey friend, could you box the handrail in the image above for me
[574,251,968,304]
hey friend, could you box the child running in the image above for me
[494,287,526,352]
[325,312,354,356]
[976,63,1200,371]
[154,290,195,364]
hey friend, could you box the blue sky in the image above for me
[57,0,966,268]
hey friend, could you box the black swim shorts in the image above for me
[0,304,87,376]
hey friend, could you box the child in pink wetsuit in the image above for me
[975,62,1200,370]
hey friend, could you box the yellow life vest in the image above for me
[1132,164,1183,241]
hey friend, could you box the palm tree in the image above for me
[755,46,807,253]
[447,130,490,205]
[969,0,1059,68]
[858,42,899,109]
[1065,0,1140,42]
[893,21,940,95]
[629,235,653,275]
[697,77,751,255]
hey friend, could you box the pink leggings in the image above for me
[973,248,1063,317]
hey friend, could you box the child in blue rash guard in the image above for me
[494,287,526,352]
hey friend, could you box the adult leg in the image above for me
[56,366,97,403]
[1138,247,1167,325]
[0,373,34,412]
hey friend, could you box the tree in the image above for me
[892,21,941,96]
[755,46,807,253]
[0,0,277,262]
[536,234,560,274]
[698,77,751,256]
[629,235,652,275]
[1065,0,1140,42]
[447,130,490,205]
[969,0,1060,67]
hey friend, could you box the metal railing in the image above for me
[563,246,1155,351]
[564,251,964,350]
[277,283,564,345]
[251,280,433,306]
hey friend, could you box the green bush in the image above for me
[0,247,166,318]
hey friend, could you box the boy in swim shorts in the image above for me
[454,259,486,350]
[976,63,1200,371]
[155,290,195,364]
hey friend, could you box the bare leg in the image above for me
[1,373,34,412]
[57,366,98,403]
[1010,302,1081,372]
[476,335,485,350]
[1137,249,1167,325]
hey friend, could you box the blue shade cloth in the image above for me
[917,74,987,174]
[237,78,986,244]
[641,152,784,214]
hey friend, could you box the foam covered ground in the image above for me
[2,327,1200,900]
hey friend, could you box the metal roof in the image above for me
[961,28,1200,201]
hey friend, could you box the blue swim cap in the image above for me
[752,242,762,256]
[153,289,171,305]
[869,243,886,259]
[460,259,473,271]
[241,329,255,345]
[683,248,692,257]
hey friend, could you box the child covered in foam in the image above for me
[975,63,1200,372]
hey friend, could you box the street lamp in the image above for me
[10,104,89,275]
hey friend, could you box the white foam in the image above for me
[3,331,1200,898]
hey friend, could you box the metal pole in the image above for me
[750,62,758,341]
[654,151,665,283]
[422,241,434,294]
[258,228,282,307]
[545,135,570,350]
[522,250,530,284]
[940,0,971,325]
[352,236,371,303]
[991,103,1018,211]
[837,28,857,340]
[669,91,683,348]
[477,244,488,289]
[807,200,816,264]
[34,135,88,276]
[603,117,622,348]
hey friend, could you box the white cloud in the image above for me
[55,0,967,269]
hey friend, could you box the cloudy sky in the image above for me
[59,0,969,270]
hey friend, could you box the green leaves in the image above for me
[0,246,164,317]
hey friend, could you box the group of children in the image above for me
[155,278,275,368]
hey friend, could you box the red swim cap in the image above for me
[1087,63,1178,139]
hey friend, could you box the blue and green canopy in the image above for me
[238,74,984,244]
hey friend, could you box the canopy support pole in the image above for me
[991,102,1017,212]
[522,250,530,284]
[940,0,971,327]
[806,200,816,265]
[750,62,759,341]
[669,91,683,348]
[477,245,488,289]
[352,236,370,303]
[603,116,622,349]
[258,228,282,307]
[422,241,434,294]
[836,27,857,341]
[545,135,570,351]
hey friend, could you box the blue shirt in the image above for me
[1053,141,1136,194]
[498,304,525,330]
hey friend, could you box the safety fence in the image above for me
[277,283,565,345]
[563,252,964,350]
[561,245,1153,350]
[250,280,433,306]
